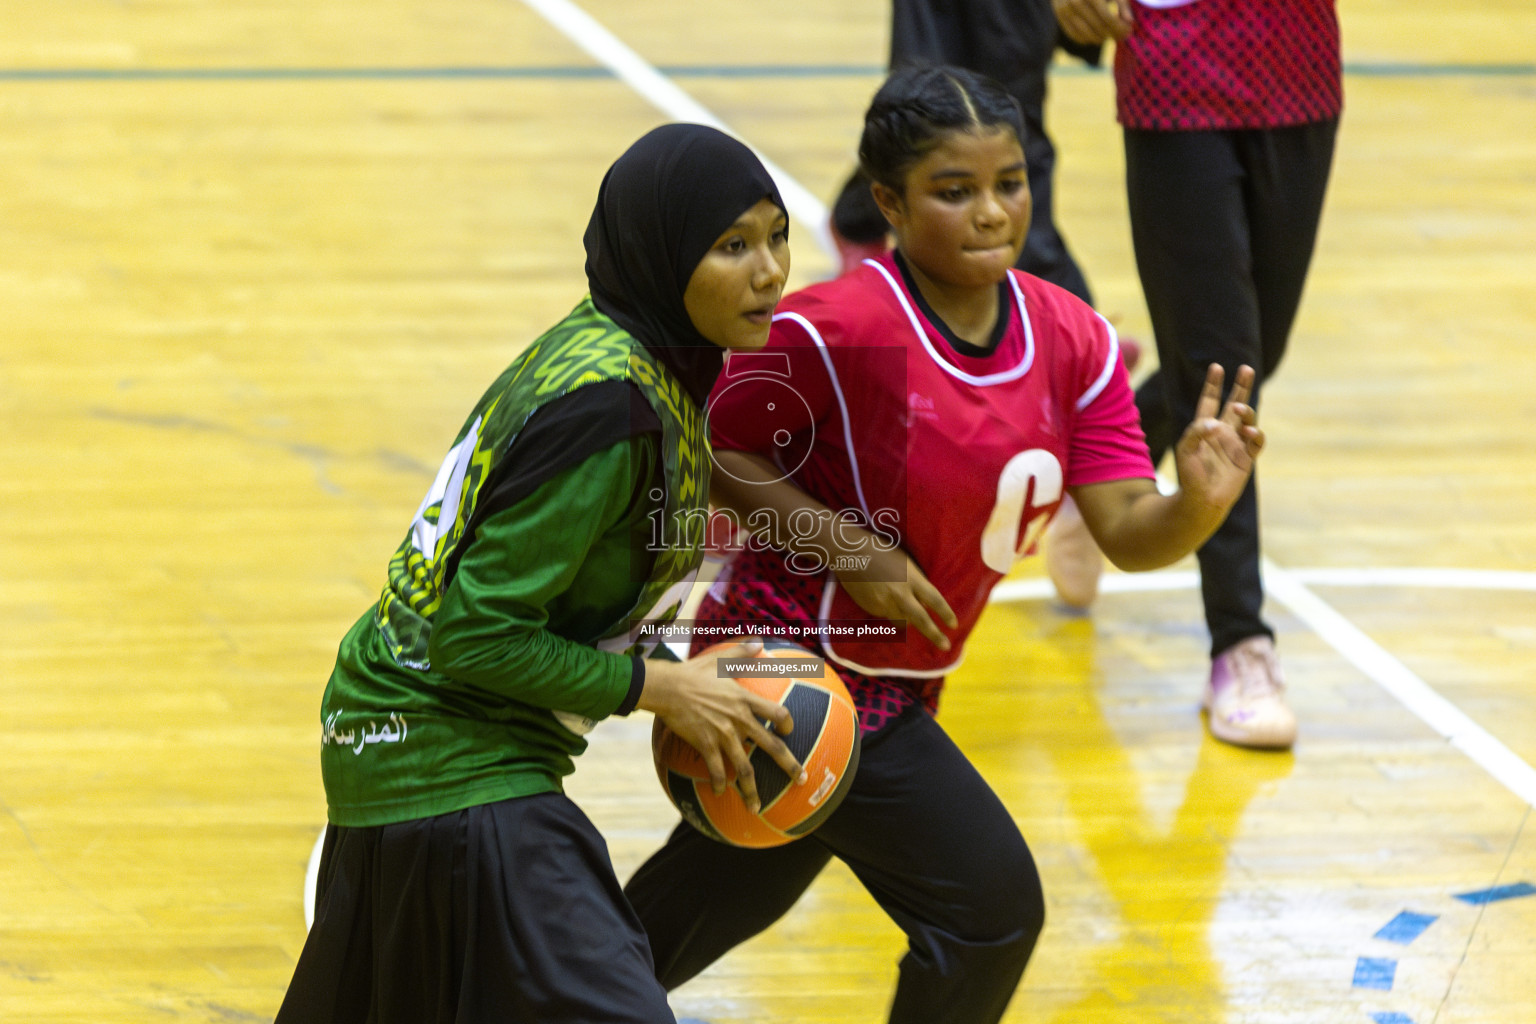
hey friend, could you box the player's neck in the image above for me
[904,264,999,348]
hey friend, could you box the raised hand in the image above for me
[1053,0,1134,46]
[1172,363,1266,514]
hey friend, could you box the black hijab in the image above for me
[584,123,786,406]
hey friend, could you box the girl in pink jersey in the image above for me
[625,65,1265,1023]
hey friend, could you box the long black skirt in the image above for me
[275,792,676,1024]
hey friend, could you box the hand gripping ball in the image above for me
[652,641,861,848]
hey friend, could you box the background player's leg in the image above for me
[1015,89,1093,302]
[978,0,1093,301]
[887,0,964,70]
[1126,128,1269,653]
[1126,127,1302,749]
[1240,119,1339,385]
[815,710,1046,1024]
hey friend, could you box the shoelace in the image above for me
[1231,647,1283,700]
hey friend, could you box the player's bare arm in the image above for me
[711,450,958,651]
[1071,364,1264,571]
[837,547,957,652]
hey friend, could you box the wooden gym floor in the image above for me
[2,1,1534,1021]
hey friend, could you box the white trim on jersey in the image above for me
[770,311,876,525]
[777,265,1072,679]
[865,259,1036,387]
[793,265,983,678]
[1077,314,1123,411]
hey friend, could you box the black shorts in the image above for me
[275,793,675,1024]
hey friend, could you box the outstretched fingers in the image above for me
[1192,364,1263,458]
[1192,363,1226,424]
[1216,365,1261,464]
[1222,364,1256,421]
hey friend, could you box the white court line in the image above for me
[519,0,839,262]
[994,564,1536,807]
[1286,567,1536,591]
[1262,561,1536,806]
[993,566,1536,603]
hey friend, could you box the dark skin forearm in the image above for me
[1073,364,1265,569]
[710,450,957,649]
[1071,477,1234,571]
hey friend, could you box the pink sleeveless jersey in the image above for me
[1115,0,1342,131]
[704,253,1152,679]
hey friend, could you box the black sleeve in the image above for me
[613,657,646,717]
[440,379,663,593]
[481,379,663,517]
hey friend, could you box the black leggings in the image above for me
[625,707,1045,1024]
[1127,120,1338,655]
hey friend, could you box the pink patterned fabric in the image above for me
[1115,0,1342,131]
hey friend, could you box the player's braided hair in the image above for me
[858,64,1026,193]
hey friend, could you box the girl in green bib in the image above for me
[275,124,805,1024]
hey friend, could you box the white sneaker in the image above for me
[1203,636,1297,750]
[1044,495,1103,610]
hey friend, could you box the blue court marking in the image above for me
[0,61,1532,83]
[1373,911,1438,945]
[1453,881,1536,905]
[1353,887,1532,1014]
[1353,958,1397,991]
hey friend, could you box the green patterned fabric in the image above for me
[319,298,710,826]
